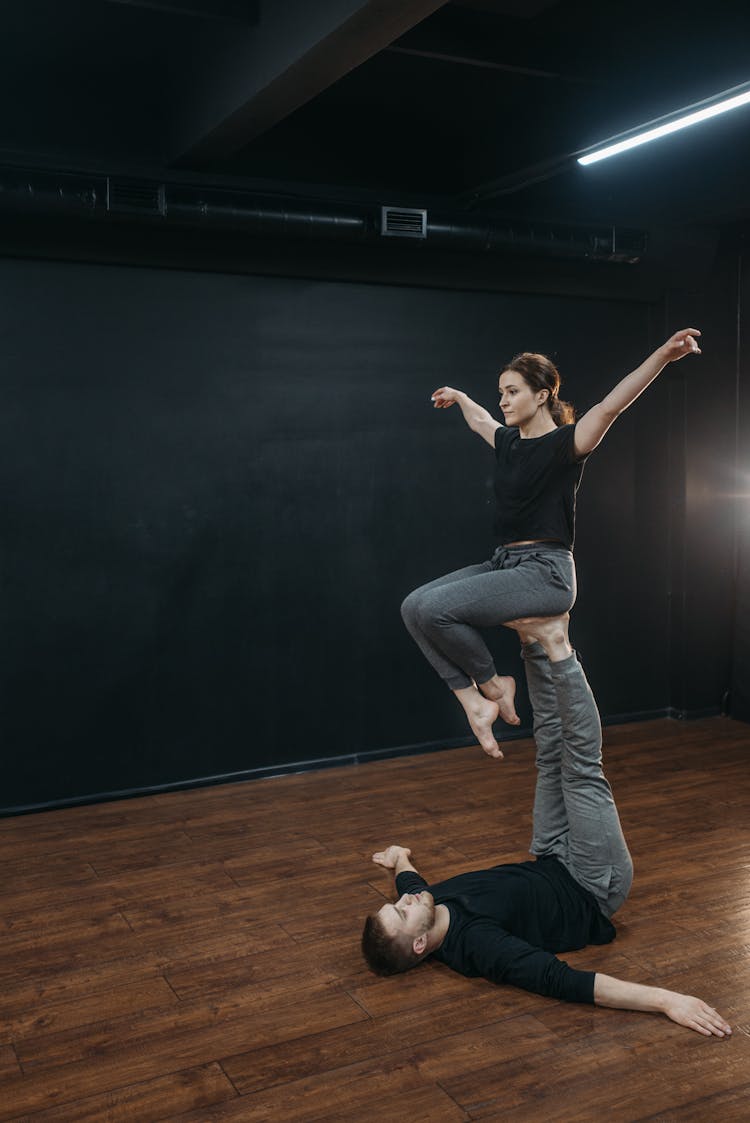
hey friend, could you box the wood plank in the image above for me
[0,816,191,862]
[446,1015,746,1120]
[0,958,167,1021]
[350,958,491,1017]
[0,1045,21,1080]
[374,988,547,1048]
[0,976,177,1044]
[636,1079,750,1123]
[221,1010,554,1096]
[6,1061,237,1123]
[0,716,746,1122]
[0,860,236,918]
[220,1019,399,1096]
[129,919,296,968]
[0,912,134,979]
[0,988,368,1119]
[15,979,366,1075]
[164,944,336,1001]
[2,896,131,936]
[0,860,99,896]
[0,922,295,1033]
[442,1035,644,1119]
[164,1054,463,1122]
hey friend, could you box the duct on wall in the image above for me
[0,165,646,263]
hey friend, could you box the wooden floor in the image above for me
[1,717,749,1122]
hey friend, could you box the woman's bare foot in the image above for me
[478,674,520,725]
[453,686,503,759]
[506,613,572,662]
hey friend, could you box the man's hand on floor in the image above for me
[372,845,412,869]
[662,992,733,1038]
[372,846,419,877]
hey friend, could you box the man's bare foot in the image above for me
[505,613,572,662]
[453,687,503,759]
[478,674,520,725]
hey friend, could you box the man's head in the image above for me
[361,890,436,976]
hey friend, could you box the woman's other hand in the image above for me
[431,386,461,408]
[660,328,702,363]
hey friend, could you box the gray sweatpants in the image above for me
[401,544,576,691]
[523,642,633,917]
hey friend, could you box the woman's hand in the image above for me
[431,387,462,408]
[574,326,703,458]
[431,387,500,447]
[659,327,702,363]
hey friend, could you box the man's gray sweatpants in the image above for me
[523,641,633,918]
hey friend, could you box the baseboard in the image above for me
[0,706,726,818]
[602,705,722,724]
[665,705,724,721]
[0,731,527,818]
[601,707,670,726]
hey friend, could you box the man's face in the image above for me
[377,890,436,950]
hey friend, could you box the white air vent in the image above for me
[107,179,166,216]
[381,206,427,238]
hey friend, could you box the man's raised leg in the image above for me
[520,640,569,862]
[551,651,632,915]
[508,615,633,917]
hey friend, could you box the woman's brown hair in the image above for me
[503,352,575,426]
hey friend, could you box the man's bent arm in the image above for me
[594,973,731,1037]
[371,845,418,878]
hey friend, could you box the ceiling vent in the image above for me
[106,178,166,217]
[380,206,427,238]
[590,227,647,264]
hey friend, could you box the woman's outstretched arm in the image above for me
[574,328,701,458]
[431,386,501,448]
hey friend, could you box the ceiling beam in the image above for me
[387,45,588,82]
[389,4,596,86]
[103,0,259,19]
[451,0,560,15]
[458,152,575,209]
[168,0,450,166]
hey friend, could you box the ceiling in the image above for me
[3,0,750,232]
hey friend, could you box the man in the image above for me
[361,617,732,1038]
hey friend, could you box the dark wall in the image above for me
[665,250,741,717]
[730,247,750,720]
[1,255,678,812]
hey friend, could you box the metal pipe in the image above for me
[0,167,645,262]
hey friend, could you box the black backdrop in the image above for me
[0,255,734,813]
[729,251,750,721]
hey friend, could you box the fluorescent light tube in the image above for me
[579,86,750,166]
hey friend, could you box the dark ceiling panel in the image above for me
[1,0,750,235]
[0,0,181,165]
[169,0,450,166]
[452,0,560,14]
[102,0,259,18]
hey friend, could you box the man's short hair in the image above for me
[361,913,422,976]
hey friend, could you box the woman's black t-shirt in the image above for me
[494,423,587,548]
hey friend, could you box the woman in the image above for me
[401,328,701,757]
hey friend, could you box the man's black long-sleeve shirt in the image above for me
[396,856,615,1003]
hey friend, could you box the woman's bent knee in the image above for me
[400,588,424,627]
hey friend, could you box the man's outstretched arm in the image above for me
[372,845,419,877]
[594,973,732,1037]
